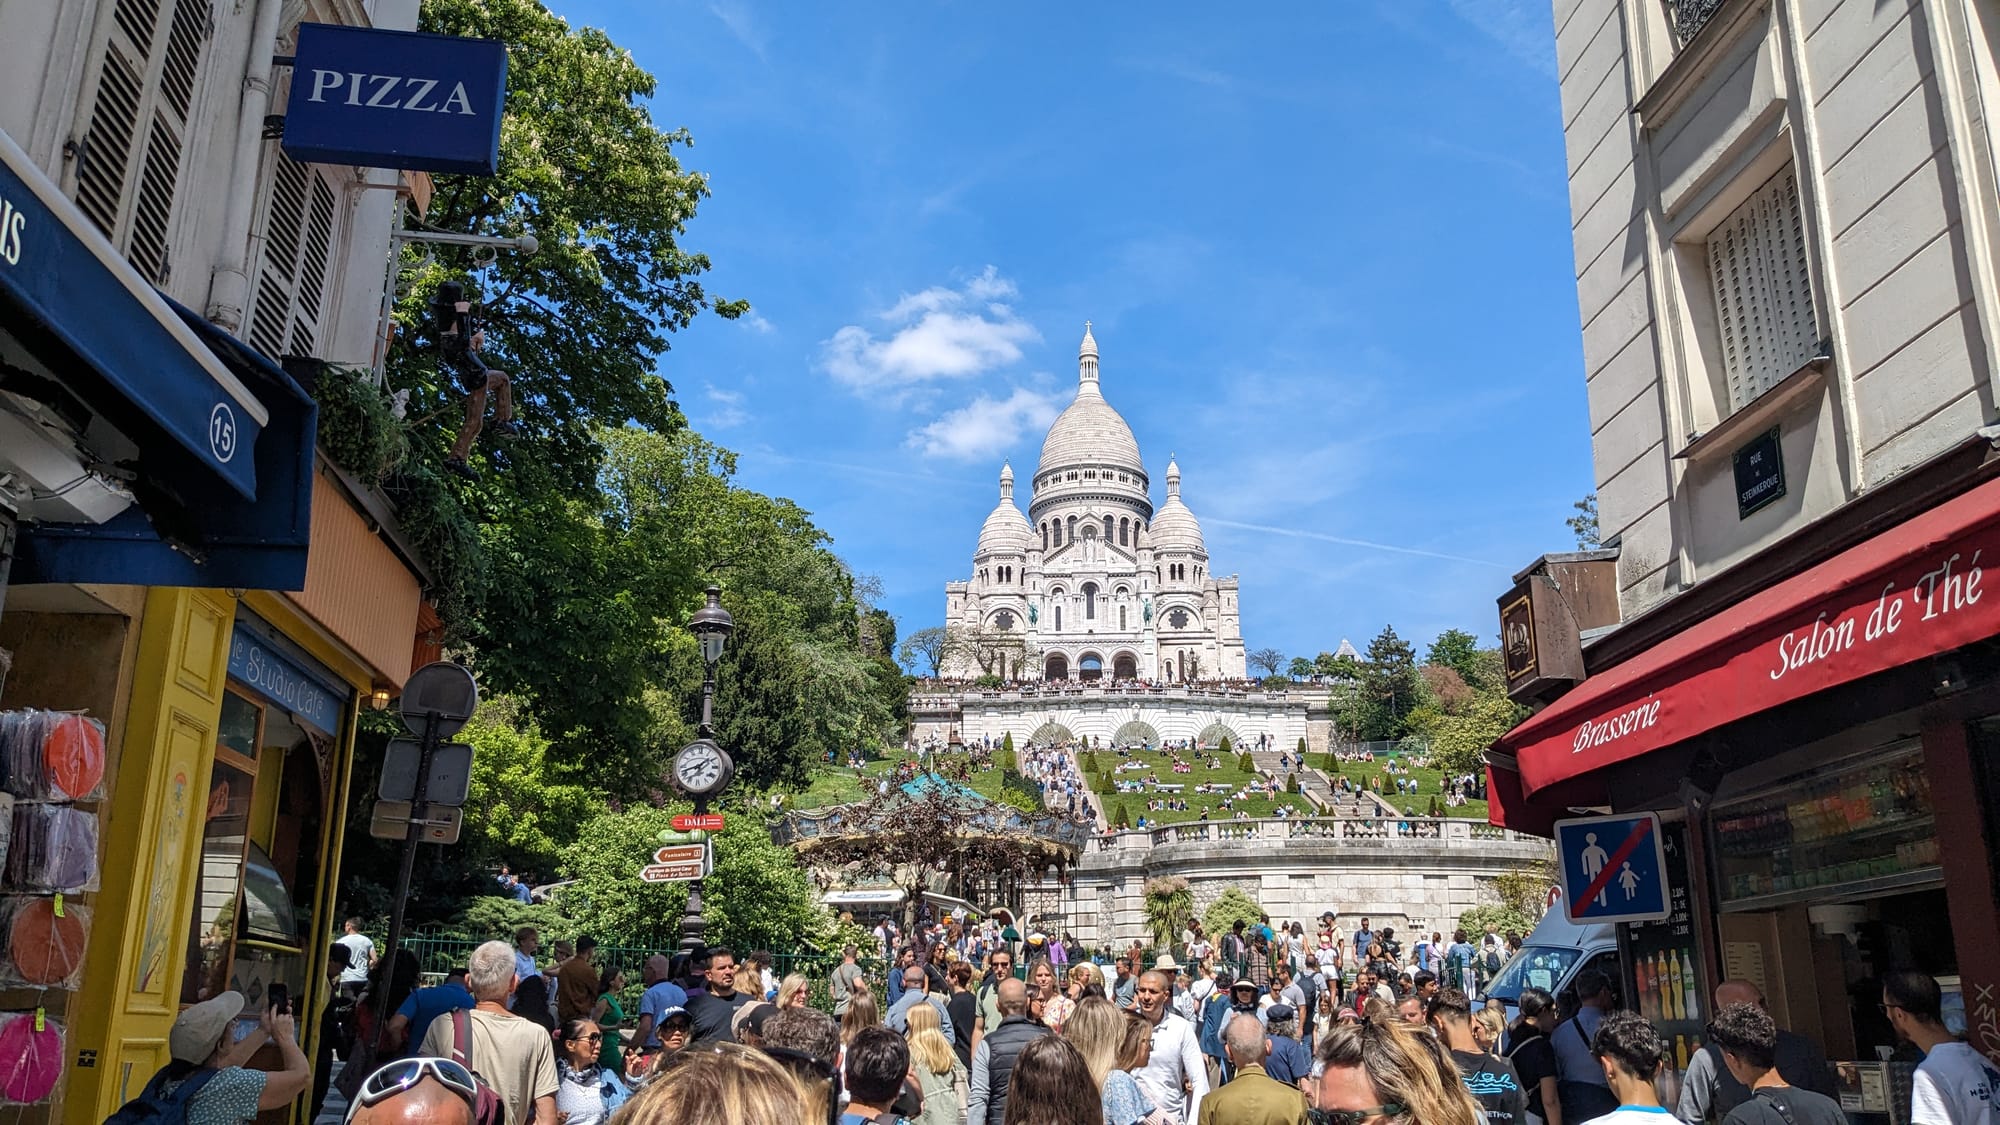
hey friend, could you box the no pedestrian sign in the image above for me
[1554,811,1670,924]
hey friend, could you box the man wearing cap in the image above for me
[419,940,557,1125]
[130,991,312,1124]
[1261,1005,1312,1090]
[629,955,688,1052]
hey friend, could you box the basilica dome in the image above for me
[976,462,1034,555]
[1036,323,1145,478]
[1148,457,1206,555]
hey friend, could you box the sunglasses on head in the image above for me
[1309,1104,1406,1125]
[346,1058,476,1122]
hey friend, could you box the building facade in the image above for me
[0,1,441,1120]
[1492,0,2000,1084]
[944,326,1247,683]
[909,682,1336,753]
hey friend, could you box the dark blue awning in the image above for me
[0,131,317,591]
[0,130,271,499]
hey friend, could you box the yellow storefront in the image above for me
[0,468,427,1124]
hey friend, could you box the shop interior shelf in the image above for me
[1718,865,1944,914]
[1715,812,1935,858]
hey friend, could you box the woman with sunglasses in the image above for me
[1313,1013,1482,1125]
[554,1018,629,1125]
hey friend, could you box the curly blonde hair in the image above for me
[620,1041,805,1125]
[1314,1013,1482,1125]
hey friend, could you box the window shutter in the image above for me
[1707,169,1820,412]
[74,0,209,282]
[248,152,340,359]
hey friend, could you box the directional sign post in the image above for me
[1554,811,1670,924]
[638,842,711,883]
[670,813,725,832]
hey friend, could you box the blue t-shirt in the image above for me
[395,982,474,1053]
[1265,1037,1313,1085]
[636,981,690,1048]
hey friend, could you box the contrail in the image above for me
[1206,518,1509,569]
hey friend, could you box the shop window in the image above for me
[1710,742,1936,912]
[73,0,209,282]
[181,676,336,1010]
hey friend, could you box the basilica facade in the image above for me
[942,326,1246,682]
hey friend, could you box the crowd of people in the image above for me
[120,904,1990,1125]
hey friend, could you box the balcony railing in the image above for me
[1671,0,1728,45]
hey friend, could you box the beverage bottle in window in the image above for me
[1637,955,1655,1020]
[1666,954,1684,1021]
[1681,952,1698,1022]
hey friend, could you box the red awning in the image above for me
[1496,473,2000,801]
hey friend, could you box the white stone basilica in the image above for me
[943,326,1246,682]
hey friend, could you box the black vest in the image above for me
[980,1016,1049,1125]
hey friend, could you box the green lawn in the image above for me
[1323,758,1488,820]
[786,754,1036,812]
[1087,747,1311,826]
[783,747,1325,826]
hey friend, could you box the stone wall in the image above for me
[1027,818,1553,951]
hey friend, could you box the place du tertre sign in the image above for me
[282,23,508,175]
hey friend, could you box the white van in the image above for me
[1478,909,1620,1021]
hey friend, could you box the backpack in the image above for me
[450,1009,508,1125]
[1484,945,1502,973]
[105,1065,218,1125]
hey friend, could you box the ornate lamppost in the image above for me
[672,585,734,953]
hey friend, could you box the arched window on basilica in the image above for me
[1118,518,1129,546]
[1083,582,1097,619]
[1066,515,1077,542]
[1103,515,1114,540]
[1055,605,1062,631]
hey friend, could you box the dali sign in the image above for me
[282,23,507,175]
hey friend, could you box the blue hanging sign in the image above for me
[281,23,508,175]
[227,626,347,735]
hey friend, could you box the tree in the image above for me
[558,803,829,950]
[899,627,952,676]
[1248,647,1285,678]
[1489,861,1556,919]
[1426,691,1523,776]
[1418,665,1475,713]
[1425,629,1482,683]
[1287,656,1315,680]
[1337,626,1421,742]
[1568,494,1600,549]
[1458,903,1538,945]
[795,784,1071,930]
[1201,887,1266,940]
[1142,877,1194,953]
[407,0,746,493]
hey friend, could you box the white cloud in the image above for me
[906,387,1061,461]
[699,384,748,429]
[707,0,769,61]
[1445,0,1557,78]
[741,312,775,335]
[821,267,1040,391]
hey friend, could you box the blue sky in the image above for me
[550,0,1593,661]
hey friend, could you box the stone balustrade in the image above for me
[1087,815,1542,854]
